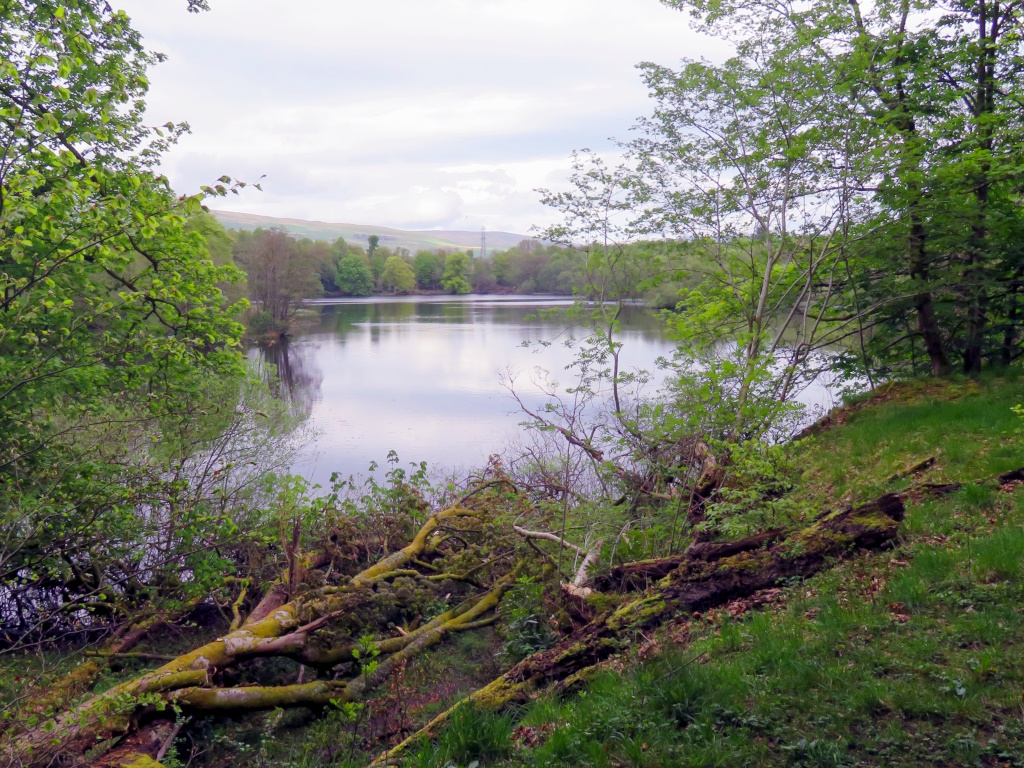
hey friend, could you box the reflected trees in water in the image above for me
[253,340,324,418]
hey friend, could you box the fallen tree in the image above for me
[4,484,521,768]
[9,488,904,768]
[370,492,906,766]
[12,464,1014,768]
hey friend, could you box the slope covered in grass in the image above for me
[411,376,1024,768]
[798,373,1024,502]
[211,210,532,254]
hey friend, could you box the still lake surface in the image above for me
[253,295,840,488]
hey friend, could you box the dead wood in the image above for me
[244,582,289,626]
[84,652,178,662]
[506,493,903,693]
[22,464,1021,768]
[898,481,963,503]
[593,556,687,591]
[6,501,507,768]
[886,456,936,483]
[512,525,586,556]
[565,540,602,594]
[513,525,601,596]
[896,464,1024,503]
[998,467,1024,485]
[594,529,785,592]
[684,528,787,562]
[371,492,904,767]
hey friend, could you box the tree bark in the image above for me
[372,493,904,767]
[6,504,494,768]
[593,529,786,592]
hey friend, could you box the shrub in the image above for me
[499,576,555,663]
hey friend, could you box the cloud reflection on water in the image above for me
[260,295,667,486]
[256,295,842,487]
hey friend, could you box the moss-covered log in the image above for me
[371,493,904,766]
[507,493,901,691]
[170,679,350,711]
[7,503,501,768]
[594,528,787,591]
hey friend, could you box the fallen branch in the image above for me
[156,719,186,762]
[512,525,586,555]
[83,651,179,662]
[371,492,905,766]
[514,525,601,599]
[229,580,250,632]
[569,541,602,590]
[886,456,937,483]
[8,499,503,767]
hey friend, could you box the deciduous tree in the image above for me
[441,251,472,294]
[336,254,375,296]
[381,255,416,294]
[413,250,441,289]
[234,229,323,327]
[0,0,284,650]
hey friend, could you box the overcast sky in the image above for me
[114,0,723,234]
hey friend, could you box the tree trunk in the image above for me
[909,213,950,376]
[372,493,904,766]
[914,288,951,376]
[6,504,496,768]
[594,528,785,592]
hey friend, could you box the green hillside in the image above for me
[211,210,535,254]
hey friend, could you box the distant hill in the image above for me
[210,210,536,254]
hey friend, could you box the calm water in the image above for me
[254,295,839,487]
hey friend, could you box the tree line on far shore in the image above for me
[217,223,584,335]
[200,219,714,337]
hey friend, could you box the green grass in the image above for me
[408,704,517,767]
[19,376,1011,768]
[410,375,1024,768]
[798,373,1024,504]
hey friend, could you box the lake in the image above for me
[253,295,841,488]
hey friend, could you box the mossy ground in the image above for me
[402,375,1024,768]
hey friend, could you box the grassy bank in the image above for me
[410,375,1024,768]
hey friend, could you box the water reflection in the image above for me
[250,339,324,417]
[305,295,666,344]
[260,295,836,487]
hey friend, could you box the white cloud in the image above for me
[368,189,465,230]
[114,0,723,233]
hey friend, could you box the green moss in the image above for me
[397,379,1024,768]
[584,591,622,614]
[558,665,603,691]
[483,487,1024,768]
[117,755,165,768]
[471,677,526,710]
[717,549,774,572]
[607,597,667,631]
